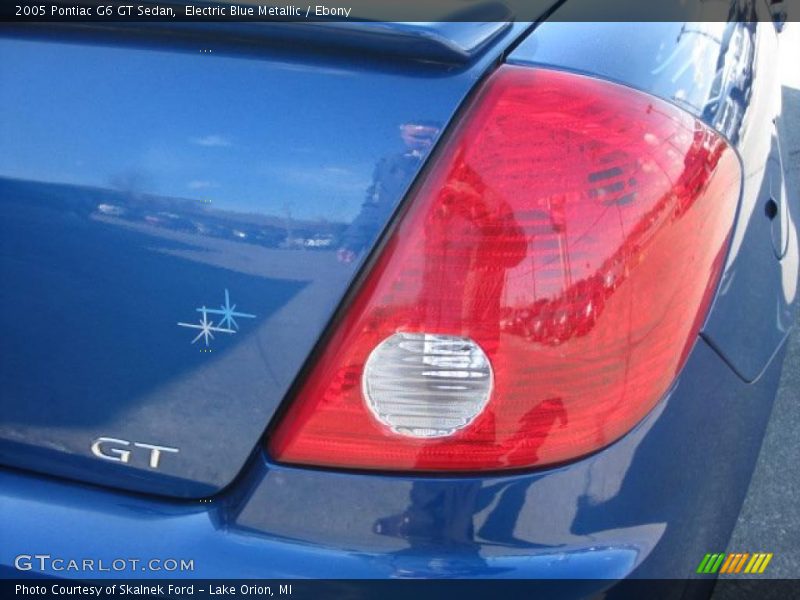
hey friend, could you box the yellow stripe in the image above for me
[744,554,760,573]
[750,554,766,573]
[720,554,736,574]
[735,553,749,573]
[758,553,773,573]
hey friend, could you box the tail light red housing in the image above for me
[268,66,741,472]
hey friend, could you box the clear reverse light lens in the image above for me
[363,333,493,438]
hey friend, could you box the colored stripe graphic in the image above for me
[750,553,773,574]
[759,553,773,573]
[720,554,736,574]
[698,552,772,574]
[702,554,725,574]
[734,553,749,573]
[712,554,726,573]
[728,554,742,573]
[697,554,713,574]
[752,554,765,573]
[744,554,760,573]
[703,554,719,573]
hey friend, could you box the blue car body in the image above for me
[0,3,796,592]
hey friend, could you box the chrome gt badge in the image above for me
[90,437,179,469]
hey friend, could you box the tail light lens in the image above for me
[268,66,741,471]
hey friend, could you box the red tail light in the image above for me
[268,66,741,472]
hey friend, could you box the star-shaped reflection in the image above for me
[177,306,234,347]
[200,289,256,331]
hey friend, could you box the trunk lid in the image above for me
[0,21,540,496]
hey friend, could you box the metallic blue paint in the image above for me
[0,22,531,497]
[0,7,797,584]
[0,338,788,580]
[145,21,519,64]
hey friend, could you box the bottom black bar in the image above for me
[2,576,799,600]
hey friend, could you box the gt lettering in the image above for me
[90,437,179,469]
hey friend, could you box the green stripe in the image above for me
[704,554,719,573]
[697,554,713,573]
[710,554,726,573]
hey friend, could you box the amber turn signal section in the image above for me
[268,66,741,471]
